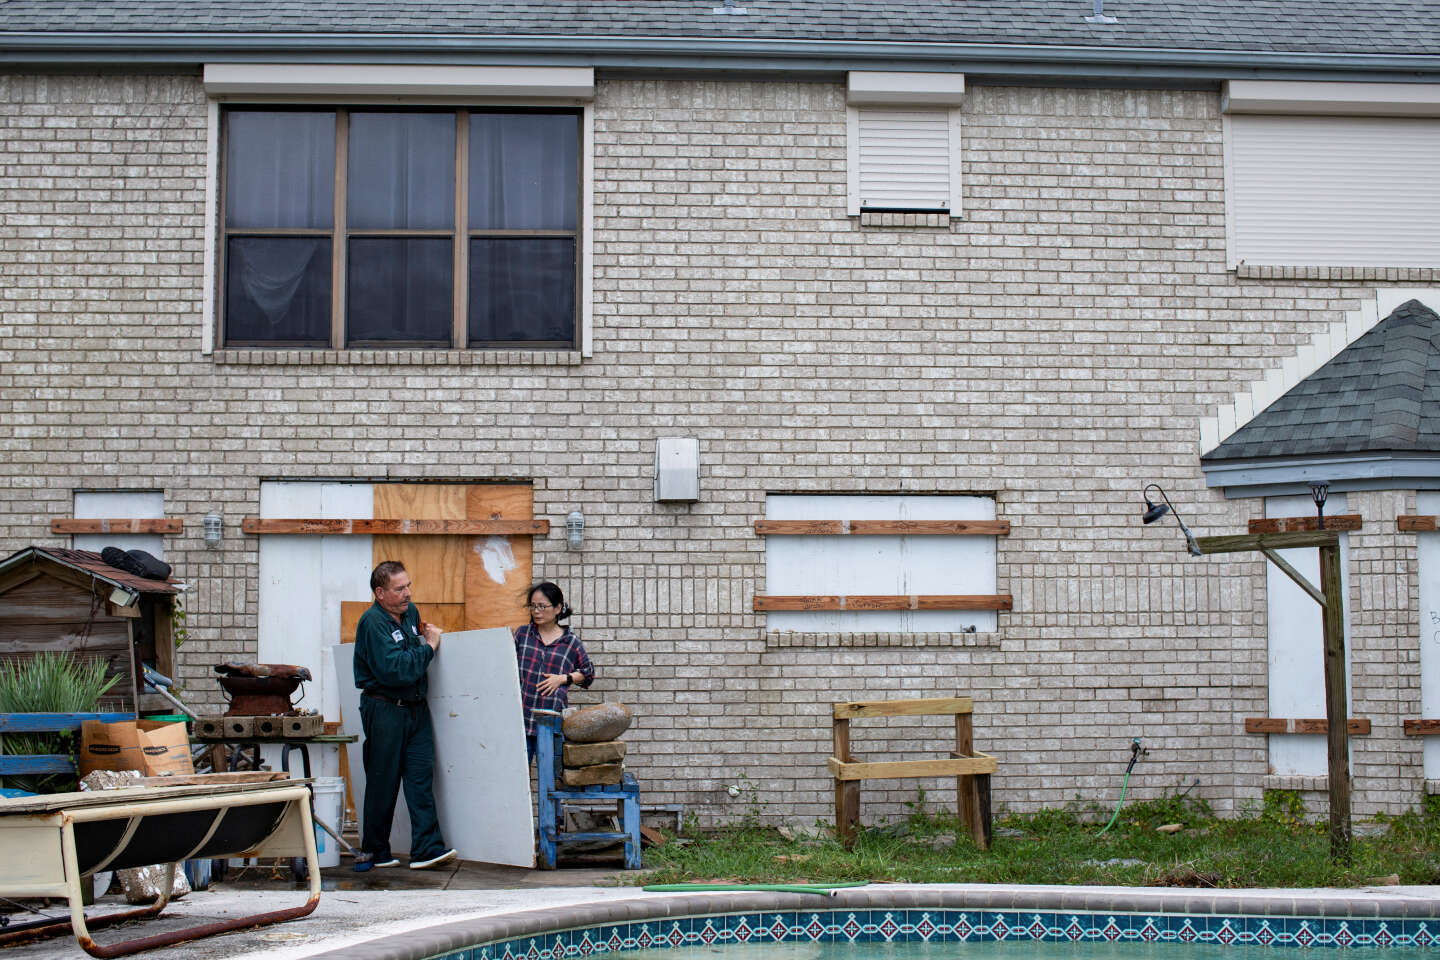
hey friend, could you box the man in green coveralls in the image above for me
[352,560,457,872]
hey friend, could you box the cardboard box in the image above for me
[80,719,195,778]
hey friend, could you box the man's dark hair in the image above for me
[371,560,407,592]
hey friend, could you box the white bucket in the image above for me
[310,777,347,869]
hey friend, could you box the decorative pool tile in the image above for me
[455,909,1440,960]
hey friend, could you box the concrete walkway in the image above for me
[4,861,1438,960]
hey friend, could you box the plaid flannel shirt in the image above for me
[513,622,594,736]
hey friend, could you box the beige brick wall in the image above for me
[0,71,1426,825]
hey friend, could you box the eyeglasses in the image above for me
[527,603,555,611]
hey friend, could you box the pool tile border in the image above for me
[306,887,1440,960]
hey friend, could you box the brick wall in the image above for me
[0,71,1424,824]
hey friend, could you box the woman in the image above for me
[513,581,594,764]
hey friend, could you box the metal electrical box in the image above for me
[654,437,700,502]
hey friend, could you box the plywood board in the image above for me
[465,484,534,630]
[333,630,533,866]
[373,484,468,521]
[372,483,469,604]
[340,601,468,644]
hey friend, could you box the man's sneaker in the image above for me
[353,854,401,872]
[409,848,458,870]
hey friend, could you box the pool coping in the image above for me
[303,885,1440,960]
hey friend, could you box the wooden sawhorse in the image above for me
[829,696,996,849]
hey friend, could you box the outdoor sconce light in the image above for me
[1309,481,1330,529]
[566,510,585,550]
[1141,484,1203,557]
[202,512,223,548]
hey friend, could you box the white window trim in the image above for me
[200,64,595,358]
[1223,79,1440,118]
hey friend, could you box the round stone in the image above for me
[563,702,633,743]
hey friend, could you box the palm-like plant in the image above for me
[0,652,119,794]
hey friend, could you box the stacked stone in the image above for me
[560,702,632,787]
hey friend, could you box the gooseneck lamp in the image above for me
[1141,484,1203,557]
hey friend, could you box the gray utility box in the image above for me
[654,437,700,502]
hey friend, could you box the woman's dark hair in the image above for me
[524,581,572,625]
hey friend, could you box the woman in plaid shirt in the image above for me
[514,581,594,763]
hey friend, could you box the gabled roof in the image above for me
[1,0,1438,79]
[1202,299,1440,464]
[0,547,183,596]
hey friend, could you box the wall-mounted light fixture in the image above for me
[203,512,223,548]
[1309,481,1330,529]
[566,510,585,550]
[1141,484,1203,557]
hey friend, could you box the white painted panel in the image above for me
[765,494,996,633]
[1266,493,1350,777]
[856,109,952,211]
[333,630,533,866]
[1418,491,1440,778]
[72,491,165,557]
[1227,115,1440,268]
[257,482,373,772]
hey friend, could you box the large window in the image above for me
[222,107,580,349]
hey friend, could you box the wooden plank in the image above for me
[835,697,974,719]
[1247,717,1371,734]
[0,712,135,733]
[0,755,75,775]
[1398,515,1440,532]
[1404,719,1440,735]
[153,597,175,682]
[463,484,534,630]
[754,520,1010,536]
[338,600,466,642]
[1249,514,1361,534]
[848,520,1011,536]
[828,754,997,782]
[372,484,469,603]
[49,518,183,535]
[955,712,984,850]
[132,772,289,786]
[241,518,550,535]
[755,520,844,535]
[833,716,859,846]
[754,594,1012,612]
[1195,530,1341,554]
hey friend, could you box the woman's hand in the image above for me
[538,672,569,696]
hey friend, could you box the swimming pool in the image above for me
[304,885,1440,960]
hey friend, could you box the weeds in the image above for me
[637,788,1440,889]
[0,652,118,794]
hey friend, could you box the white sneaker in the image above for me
[409,848,458,870]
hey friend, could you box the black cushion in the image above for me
[100,546,171,581]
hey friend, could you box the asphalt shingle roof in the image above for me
[1,0,1438,57]
[1202,299,1440,463]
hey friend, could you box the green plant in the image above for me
[0,652,119,794]
[170,596,189,648]
[1262,789,1310,828]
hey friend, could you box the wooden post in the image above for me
[833,717,859,846]
[955,712,986,849]
[1319,541,1351,861]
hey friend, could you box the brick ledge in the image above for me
[212,348,583,367]
[765,630,999,649]
[1233,264,1438,281]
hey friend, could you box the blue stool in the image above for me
[533,710,642,870]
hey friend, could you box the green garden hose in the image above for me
[1096,738,1143,837]
[643,882,868,897]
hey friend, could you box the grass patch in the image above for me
[634,791,1440,889]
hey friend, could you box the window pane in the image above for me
[348,112,456,230]
[468,238,575,344]
[225,112,335,229]
[347,237,453,344]
[469,113,578,230]
[224,237,332,344]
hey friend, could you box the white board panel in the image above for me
[1419,491,1440,778]
[333,629,533,867]
[72,491,165,557]
[765,494,997,632]
[1266,493,1350,777]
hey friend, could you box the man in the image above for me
[352,560,457,872]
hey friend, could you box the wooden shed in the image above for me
[0,547,183,712]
